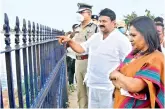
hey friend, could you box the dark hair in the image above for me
[130,16,162,54]
[154,17,164,24]
[155,22,164,27]
[72,24,78,30]
[154,17,164,28]
[99,8,116,21]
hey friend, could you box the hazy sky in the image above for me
[1,0,165,32]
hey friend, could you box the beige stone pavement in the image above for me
[68,88,78,108]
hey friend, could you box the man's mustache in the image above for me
[99,25,105,28]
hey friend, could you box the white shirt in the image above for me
[66,34,76,59]
[161,37,165,55]
[67,47,76,59]
[81,29,132,90]
[161,44,165,55]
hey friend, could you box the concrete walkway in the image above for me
[68,89,78,108]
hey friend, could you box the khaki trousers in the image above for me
[75,59,88,108]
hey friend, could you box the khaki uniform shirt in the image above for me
[72,21,99,56]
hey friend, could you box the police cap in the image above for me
[77,3,93,13]
[91,15,98,20]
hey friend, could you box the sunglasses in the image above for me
[79,11,90,14]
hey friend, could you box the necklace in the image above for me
[129,51,143,63]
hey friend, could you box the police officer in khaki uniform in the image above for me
[72,3,98,108]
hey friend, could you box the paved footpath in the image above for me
[68,88,78,108]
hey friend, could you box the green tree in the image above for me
[123,11,138,25]
[145,9,155,20]
[123,9,155,27]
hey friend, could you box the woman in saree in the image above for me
[110,16,164,108]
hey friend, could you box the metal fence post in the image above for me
[3,13,15,108]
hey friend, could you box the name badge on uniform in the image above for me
[86,30,93,39]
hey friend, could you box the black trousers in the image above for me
[66,56,75,84]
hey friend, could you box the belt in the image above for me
[76,55,88,60]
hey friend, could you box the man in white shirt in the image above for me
[66,24,78,85]
[58,8,132,108]
[154,17,165,54]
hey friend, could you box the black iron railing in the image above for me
[0,13,68,108]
